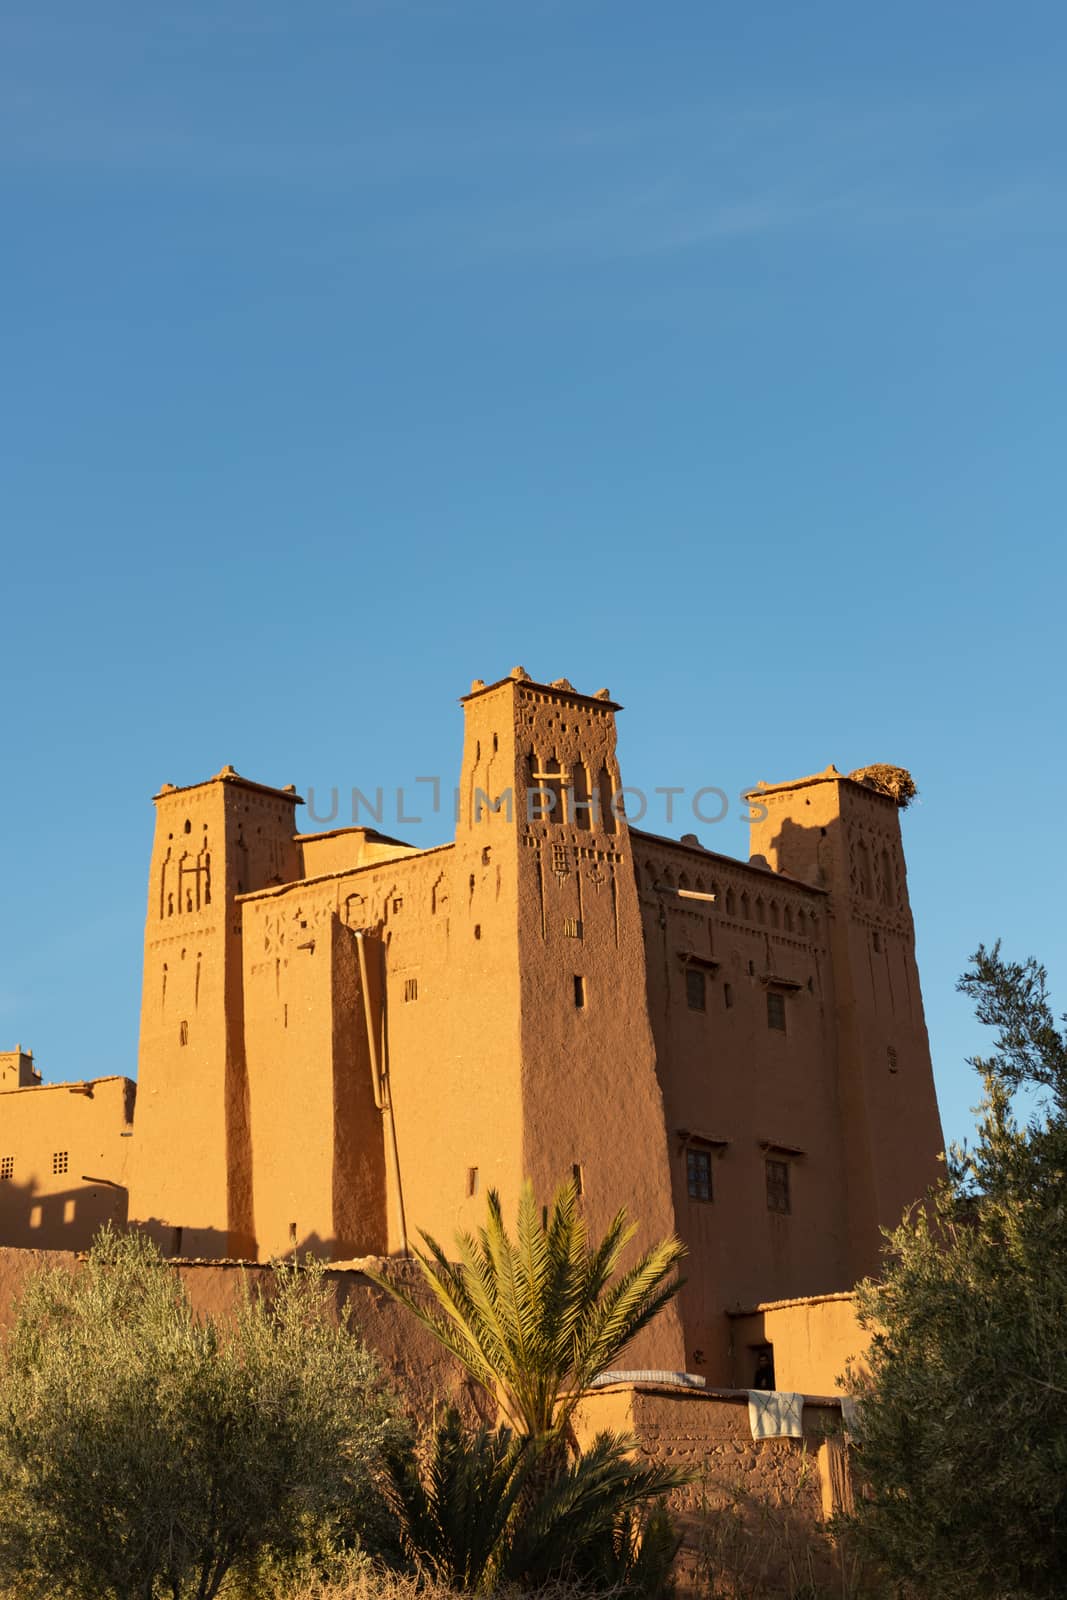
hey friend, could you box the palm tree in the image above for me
[366,1176,686,1442]
[387,1407,685,1595]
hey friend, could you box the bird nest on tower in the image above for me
[848,764,918,809]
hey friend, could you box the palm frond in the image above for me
[369,1174,686,1442]
[502,1429,691,1588]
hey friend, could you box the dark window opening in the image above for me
[766,1158,791,1214]
[686,968,707,1011]
[466,1167,479,1198]
[723,982,734,1009]
[179,1020,189,1046]
[573,974,586,1009]
[572,1162,584,1195]
[687,1148,713,1202]
[752,1343,776,1390]
[767,992,786,1031]
[0,1157,13,1181]
[52,1151,69,1177]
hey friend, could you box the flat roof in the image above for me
[0,1074,135,1098]
[745,766,894,803]
[629,827,827,895]
[295,825,416,850]
[586,1381,843,1408]
[154,768,304,805]
[726,1290,856,1316]
[236,840,455,902]
[460,672,621,712]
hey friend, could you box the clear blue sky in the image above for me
[3,0,1065,1157]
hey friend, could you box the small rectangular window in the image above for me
[179,1019,189,1046]
[466,1166,479,1197]
[767,991,786,1031]
[766,1158,791,1214]
[573,975,586,1009]
[393,897,403,912]
[52,1151,69,1177]
[404,977,419,1002]
[687,1148,713,1202]
[0,1157,13,1181]
[572,1161,584,1195]
[685,968,706,1011]
[723,982,734,1009]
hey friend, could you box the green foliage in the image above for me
[0,1227,405,1600]
[503,1429,683,1596]
[845,942,1067,1598]
[387,1410,684,1597]
[374,1182,689,1595]
[386,1410,528,1591]
[366,1177,686,1442]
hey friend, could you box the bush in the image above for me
[0,1227,406,1600]
[387,1408,683,1597]
[845,944,1067,1598]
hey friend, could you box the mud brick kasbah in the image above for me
[0,667,943,1393]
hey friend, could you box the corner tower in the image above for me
[130,769,302,1256]
[748,765,943,1278]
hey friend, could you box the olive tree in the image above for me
[847,944,1067,1598]
[0,1227,405,1600]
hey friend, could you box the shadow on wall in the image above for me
[133,1218,240,1261]
[0,1174,129,1251]
[128,1223,382,1264]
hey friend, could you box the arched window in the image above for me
[570,761,592,830]
[531,754,565,824]
[597,766,618,834]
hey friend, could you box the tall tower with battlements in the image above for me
[457,669,680,1253]
[748,765,943,1279]
[130,769,302,1256]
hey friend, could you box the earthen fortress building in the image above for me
[0,669,944,1383]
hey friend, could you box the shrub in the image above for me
[844,944,1067,1597]
[387,1409,683,1597]
[0,1227,406,1600]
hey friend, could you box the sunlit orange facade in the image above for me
[1,670,943,1382]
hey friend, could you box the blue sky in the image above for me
[2,0,1065,1156]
